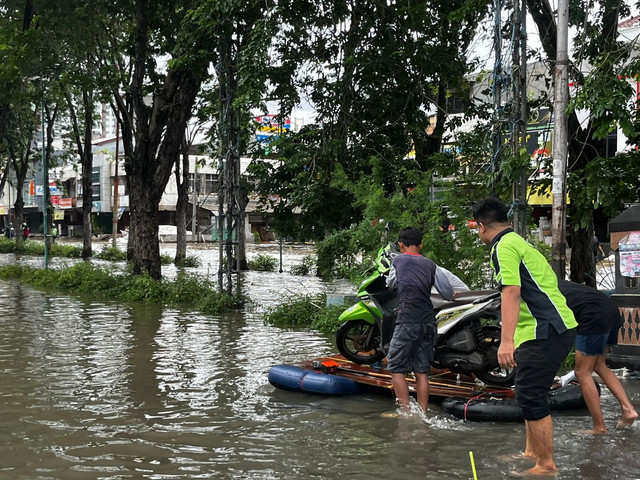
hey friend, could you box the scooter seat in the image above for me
[431,290,499,311]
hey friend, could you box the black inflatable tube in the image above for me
[441,381,599,422]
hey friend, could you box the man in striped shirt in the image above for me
[473,197,577,476]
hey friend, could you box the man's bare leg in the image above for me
[575,351,607,433]
[524,416,556,475]
[415,373,429,413]
[593,355,638,428]
[523,421,537,459]
[391,373,411,412]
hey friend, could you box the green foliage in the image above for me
[247,254,277,271]
[263,294,347,334]
[528,236,552,263]
[50,243,83,258]
[0,263,241,315]
[95,245,127,261]
[315,167,491,288]
[289,255,316,276]
[0,238,82,258]
[561,348,575,370]
[176,255,201,268]
[253,231,261,243]
[249,0,489,242]
[160,254,173,265]
[311,304,346,335]
[198,292,244,315]
[316,228,363,278]
[264,294,326,329]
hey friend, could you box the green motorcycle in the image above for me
[335,243,515,387]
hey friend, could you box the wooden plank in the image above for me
[296,355,515,400]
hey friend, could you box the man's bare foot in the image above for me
[512,465,558,477]
[616,409,638,428]
[498,452,536,463]
[575,428,608,435]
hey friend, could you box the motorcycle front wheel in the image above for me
[335,320,386,365]
[474,326,517,387]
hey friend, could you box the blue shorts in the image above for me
[386,322,436,374]
[575,328,620,356]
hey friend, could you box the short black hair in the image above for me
[472,197,509,226]
[397,227,422,247]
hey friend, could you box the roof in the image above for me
[609,205,640,232]
[619,15,640,29]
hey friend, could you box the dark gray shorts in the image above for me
[386,322,437,374]
[515,326,576,421]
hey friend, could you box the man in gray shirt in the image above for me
[384,227,453,413]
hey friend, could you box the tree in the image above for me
[527,0,640,286]
[249,0,489,242]
[98,0,217,279]
[3,105,38,236]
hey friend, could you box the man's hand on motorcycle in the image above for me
[497,341,517,369]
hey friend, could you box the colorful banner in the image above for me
[59,198,73,209]
[256,115,291,133]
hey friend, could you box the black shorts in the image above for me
[386,322,437,374]
[514,326,577,421]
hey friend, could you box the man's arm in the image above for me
[385,264,397,289]
[434,267,454,301]
[497,285,520,369]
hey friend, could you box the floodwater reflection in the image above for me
[0,244,638,479]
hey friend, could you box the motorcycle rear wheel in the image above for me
[473,326,516,387]
[335,320,386,365]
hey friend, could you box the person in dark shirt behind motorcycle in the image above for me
[385,227,453,414]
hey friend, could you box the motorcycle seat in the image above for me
[432,290,499,311]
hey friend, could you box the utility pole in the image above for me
[112,121,119,248]
[511,0,528,237]
[551,0,569,278]
[41,88,49,269]
[192,159,198,242]
[491,0,504,189]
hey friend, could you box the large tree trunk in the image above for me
[8,128,32,242]
[10,153,27,242]
[127,175,162,277]
[64,87,94,258]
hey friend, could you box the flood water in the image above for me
[0,243,639,479]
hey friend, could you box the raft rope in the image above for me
[463,390,514,421]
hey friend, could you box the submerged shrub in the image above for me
[0,263,241,315]
[198,292,244,315]
[290,255,315,276]
[248,254,277,271]
[310,304,345,334]
[264,294,349,334]
[264,295,325,328]
[0,239,81,258]
[176,255,201,268]
[96,245,127,261]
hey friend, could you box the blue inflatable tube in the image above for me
[268,365,362,396]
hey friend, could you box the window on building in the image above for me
[92,167,101,201]
[204,174,218,194]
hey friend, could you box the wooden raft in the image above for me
[295,354,515,400]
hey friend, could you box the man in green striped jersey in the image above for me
[473,197,577,476]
